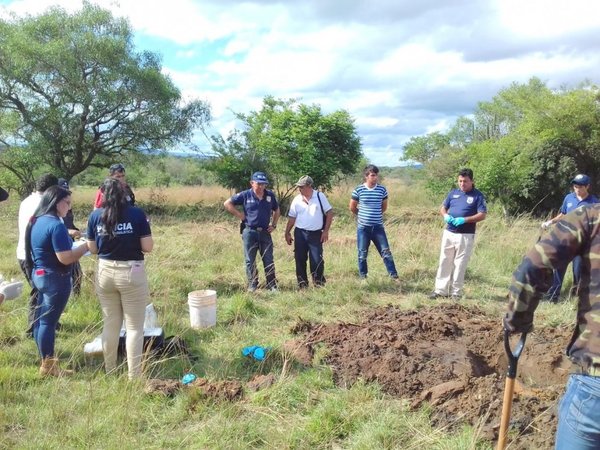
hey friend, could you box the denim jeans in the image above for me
[294,228,325,287]
[555,374,600,449]
[31,269,72,358]
[19,259,39,334]
[546,256,582,300]
[242,228,277,289]
[356,224,397,278]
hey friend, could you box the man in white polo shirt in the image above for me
[285,176,333,288]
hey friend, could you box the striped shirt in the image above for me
[351,184,388,226]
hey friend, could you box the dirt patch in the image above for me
[189,378,244,401]
[145,377,244,402]
[145,378,182,396]
[296,303,572,449]
[247,373,277,392]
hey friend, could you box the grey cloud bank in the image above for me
[3,0,600,166]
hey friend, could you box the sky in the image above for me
[2,0,600,166]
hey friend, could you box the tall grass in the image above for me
[0,179,569,449]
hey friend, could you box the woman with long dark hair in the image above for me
[87,178,153,379]
[25,185,89,377]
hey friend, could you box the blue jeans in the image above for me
[356,224,398,278]
[294,228,325,287]
[555,374,600,449]
[242,228,277,289]
[546,256,582,300]
[31,269,72,358]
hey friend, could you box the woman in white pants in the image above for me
[87,179,153,379]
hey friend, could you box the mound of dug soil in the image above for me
[294,303,573,449]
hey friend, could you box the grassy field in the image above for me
[0,179,574,449]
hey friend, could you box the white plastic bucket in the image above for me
[188,289,217,329]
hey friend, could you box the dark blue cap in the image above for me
[571,174,591,185]
[251,172,269,184]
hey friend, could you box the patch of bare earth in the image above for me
[293,303,572,450]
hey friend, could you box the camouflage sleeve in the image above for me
[505,206,593,331]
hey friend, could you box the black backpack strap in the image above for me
[317,192,326,230]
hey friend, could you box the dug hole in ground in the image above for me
[286,303,570,449]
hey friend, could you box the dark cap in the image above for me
[0,187,8,202]
[251,171,269,184]
[571,174,591,185]
[58,178,69,189]
[295,175,313,187]
[109,163,125,174]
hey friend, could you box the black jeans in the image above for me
[294,228,325,287]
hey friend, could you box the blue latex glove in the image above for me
[182,373,197,385]
[252,347,267,361]
[242,345,269,361]
[451,217,466,226]
[242,345,258,357]
[443,214,454,224]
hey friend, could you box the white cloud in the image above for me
[2,0,600,166]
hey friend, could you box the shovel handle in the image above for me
[497,329,528,450]
[504,328,527,379]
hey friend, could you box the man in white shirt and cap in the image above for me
[285,176,333,289]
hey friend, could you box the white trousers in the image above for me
[96,259,149,379]
[434,229,475,296]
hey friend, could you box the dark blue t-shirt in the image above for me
[230,189,279,228]
[560,192,599,214]
[87,206,151,261]
[443,188,487,234]
[30,215,73,271]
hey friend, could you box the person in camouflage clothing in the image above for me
[504,203,600,449]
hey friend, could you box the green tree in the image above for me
[401,131,450,164]
[207,97,362,206]
[404,78,600,216]
[0,3,210,195]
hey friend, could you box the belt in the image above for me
[98,259,144,268]
[297,228,322,233]
[247,226,266,231]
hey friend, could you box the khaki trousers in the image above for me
[433,229,475,296]
[96,259,149,379]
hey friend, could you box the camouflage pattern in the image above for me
[506,203,600,372]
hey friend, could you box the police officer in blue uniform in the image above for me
[541,173,599,301]
[429,168,487,300]
[224,172,280,292]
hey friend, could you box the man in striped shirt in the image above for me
[349,165,399,280]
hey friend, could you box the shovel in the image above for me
[497,329,528,450]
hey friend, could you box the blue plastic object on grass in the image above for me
[253,347,266,361]
[242,345,258,357]
[242,345,268,361]
[182,373,197,385]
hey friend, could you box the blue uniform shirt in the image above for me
[559,192,599,214]
[87,206,151,261]
[230,189,279,228]
[443,187,487,234]
[30,215,73,271]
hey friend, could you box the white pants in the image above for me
[96,259,149,379]
[433,229,475,296]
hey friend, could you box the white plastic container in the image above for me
[188,289,217,329]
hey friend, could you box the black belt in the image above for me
[297,228,322,233]
[247,226,266,231]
